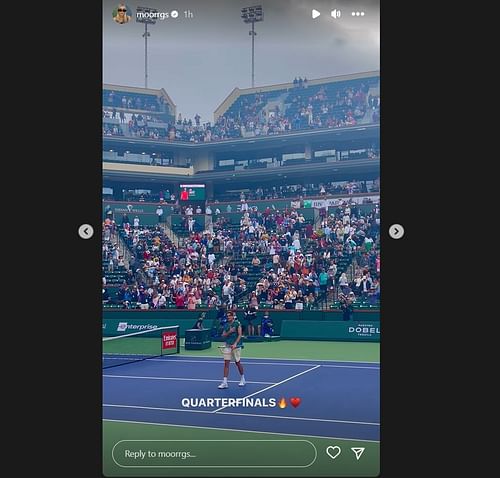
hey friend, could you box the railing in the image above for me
[162,219,181,247]
[102,121,380,146]
[112,229,133,269]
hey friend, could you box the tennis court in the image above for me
[103,329,380,477]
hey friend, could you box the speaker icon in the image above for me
[331,9,341,19]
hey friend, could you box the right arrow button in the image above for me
[389,224,404,239]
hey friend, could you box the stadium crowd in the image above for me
[102,197,380,318]
[166,81,378,143]
[105,179,380,204]
[215,179,380,202]
[104,90,167,113]
[102,78,380,143]
[102,124,124,136]
[230,200,380,311]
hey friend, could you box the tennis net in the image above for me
[102,325,180,369]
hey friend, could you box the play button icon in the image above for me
[312,9,321,19]
[389,224,404,239]
[78,224,94,239]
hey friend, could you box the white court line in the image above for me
[314,364,379,370]
[104,404,209,414]
[215,410,379,426]
[103,418,380,443]
[140,358,379,369]
[212,365,321,413]
[103,403,379,426]
[103,375,274,385]
[171,355,380,364]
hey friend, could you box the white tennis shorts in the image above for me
[223,346,241,362]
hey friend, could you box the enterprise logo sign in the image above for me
[116,322,158,332]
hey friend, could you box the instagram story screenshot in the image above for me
[102,0,380,476]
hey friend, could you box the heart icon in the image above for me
[290,397,301,408]
[326,446,341,461]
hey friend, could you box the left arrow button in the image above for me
[78,224,94,239]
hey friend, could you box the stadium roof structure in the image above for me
[213,70,380,121]
[103,83,176,116]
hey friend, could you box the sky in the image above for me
[103,0,379,122]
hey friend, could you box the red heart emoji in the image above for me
[290,397,301,408]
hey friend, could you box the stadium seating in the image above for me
[102,187,380,313]
[102,75,380,143]
[102,89,167,112]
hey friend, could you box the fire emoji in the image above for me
[278,397,287,409]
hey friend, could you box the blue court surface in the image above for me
[103,355,380,441]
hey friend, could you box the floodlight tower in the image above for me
[136,6,158,88]
[241,5,263,88]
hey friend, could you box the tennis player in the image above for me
[218,310,245,389]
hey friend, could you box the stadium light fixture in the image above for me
[136,6,158,88]
[241,5,263,88]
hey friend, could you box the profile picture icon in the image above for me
[113,4,132,24]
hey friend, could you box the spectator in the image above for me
[338,273,349,294]
[249,291,259,308]
[339,292,354,320]
[364,235,374,252]
[305,293,316,309]
[319,269,329,295]
[295,290,305,310]
[361,272,373,298]
[251,256,261,272]
[208,252,216,269]
[222,280,233,305]
[156,205,164,223]
[187,292,197,310]
[243,306,257,336]
[260,312,274,337]
[175,292,186,309]
[192,312,206,329]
